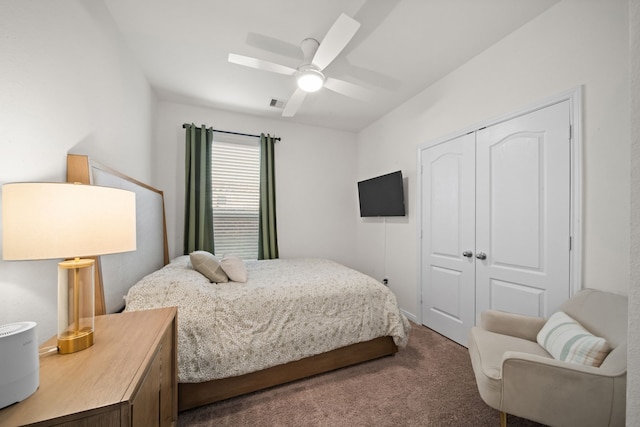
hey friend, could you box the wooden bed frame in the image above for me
[66,154,398,412]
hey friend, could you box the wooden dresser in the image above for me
[0,307,177,427]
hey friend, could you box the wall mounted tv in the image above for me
[357,170,406,217]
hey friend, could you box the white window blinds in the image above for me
[211,137,260,260]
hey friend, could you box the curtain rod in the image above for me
[182,124,280,141]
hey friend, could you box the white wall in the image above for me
[356,0,630,320]
[628,0,640,422]
[0,0,155,343]
[154,101,358,267]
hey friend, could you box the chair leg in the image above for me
[500,411,507,427]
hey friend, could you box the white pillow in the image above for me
[189,251,229,283]
[537,311,611,367]
[220,255,248,283]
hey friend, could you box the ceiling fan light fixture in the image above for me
[296,66,325,92]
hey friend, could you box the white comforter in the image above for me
[124,256,410,383]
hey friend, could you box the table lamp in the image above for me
[1,182,136,354]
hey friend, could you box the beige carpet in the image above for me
[178,322,546,426]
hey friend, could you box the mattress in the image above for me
[124,256,410,383]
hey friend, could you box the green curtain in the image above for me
[258,133,279,259]
[183,124,214,255]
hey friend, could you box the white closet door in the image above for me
[420,133,476,345]
[475,101,571,318]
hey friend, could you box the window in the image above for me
[211,136,260,260]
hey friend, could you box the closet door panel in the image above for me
[489,279,546,317]
[475,101,571,319]
[421,133,475,346]
[487,132,543,269]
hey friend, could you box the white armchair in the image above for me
[468,289,627,427]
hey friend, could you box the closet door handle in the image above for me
[475,252,487,260]
[462,251,473,258]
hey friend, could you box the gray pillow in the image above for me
[189,251,229,283]
[220,255,248,283]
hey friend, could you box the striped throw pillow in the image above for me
[537,311,612,367]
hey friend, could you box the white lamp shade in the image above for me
[2,182,136,261]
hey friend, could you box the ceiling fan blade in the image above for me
[324,77,372,101]
[228,53,296,76]
[311,13,360,70]
[245,33,302,59]
[282,88,307,117]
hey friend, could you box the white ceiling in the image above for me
[103,0,559,132]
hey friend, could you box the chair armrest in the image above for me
[502,351,625,377]
[500,351,626,426]
[480,310,546,341]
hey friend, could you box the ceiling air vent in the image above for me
[269,98,286,109]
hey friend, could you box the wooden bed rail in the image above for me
[178,336,398,411]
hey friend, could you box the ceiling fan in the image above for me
[228,13,371,117]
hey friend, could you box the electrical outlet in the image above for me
[382,278,389,286]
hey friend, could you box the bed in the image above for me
[66,154,410,411]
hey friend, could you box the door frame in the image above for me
[416,86,583,325]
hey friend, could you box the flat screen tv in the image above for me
[357,170,406,217]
